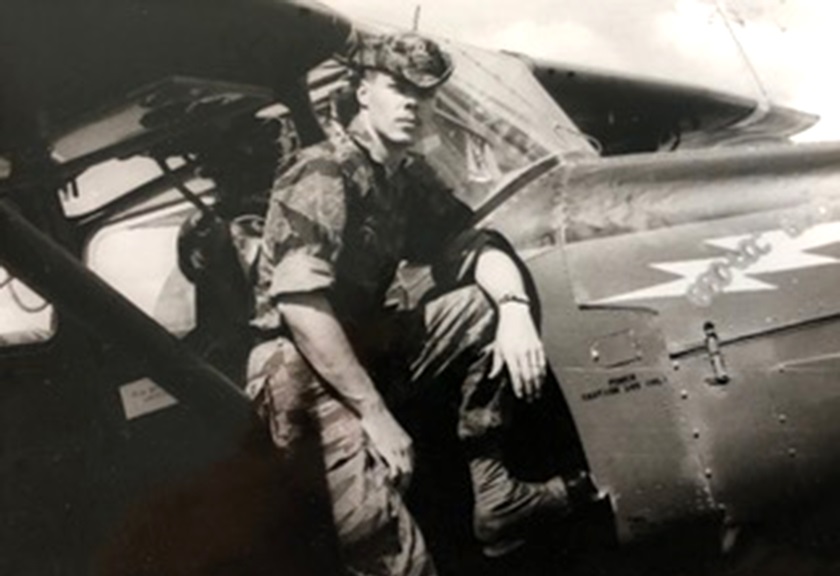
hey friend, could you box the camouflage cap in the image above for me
[345,32,453,91]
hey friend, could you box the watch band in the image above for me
[497,293,531,307]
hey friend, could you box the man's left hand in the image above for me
[489,304,546,402]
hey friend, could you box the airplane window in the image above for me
[85,201,196,336]
[0,267,55,347]
[417,41,596,209]
[62,157,166,218]
[62,155,215,220]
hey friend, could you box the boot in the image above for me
[469,455,570,557]
[563,468,601,511]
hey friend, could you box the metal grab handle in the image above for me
[704,322,730,385]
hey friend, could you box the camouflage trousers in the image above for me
[246,285,501,576]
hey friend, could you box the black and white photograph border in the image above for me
[3,1,840,575]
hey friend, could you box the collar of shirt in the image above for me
[327,121,413,200]
[343,121,410,178]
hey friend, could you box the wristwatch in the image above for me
[497,293,531,307]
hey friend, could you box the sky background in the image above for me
[319,0,839,142]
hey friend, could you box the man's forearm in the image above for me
[475,246,546,401]
[277,291,415,486]
[276,291,387,417]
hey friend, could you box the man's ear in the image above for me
[356,79,370,109]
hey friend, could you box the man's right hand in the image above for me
[360,406,415,493]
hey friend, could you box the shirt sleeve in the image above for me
[404,158,501,288]
[260,151,347,299]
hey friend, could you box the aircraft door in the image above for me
[559,150,840,531]
[528,246,719,544]
[561,217,802,527]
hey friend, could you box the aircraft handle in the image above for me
[703,322,730,385]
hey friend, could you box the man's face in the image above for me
[357,70,436,146]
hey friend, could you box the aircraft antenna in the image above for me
[412,5,421,31]
[713,0,771,121]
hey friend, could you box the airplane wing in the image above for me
[517,55,818,155]
[0,0,351,159]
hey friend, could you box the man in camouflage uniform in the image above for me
[247,32,580,574]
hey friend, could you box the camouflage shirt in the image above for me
[251,123,488,332]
